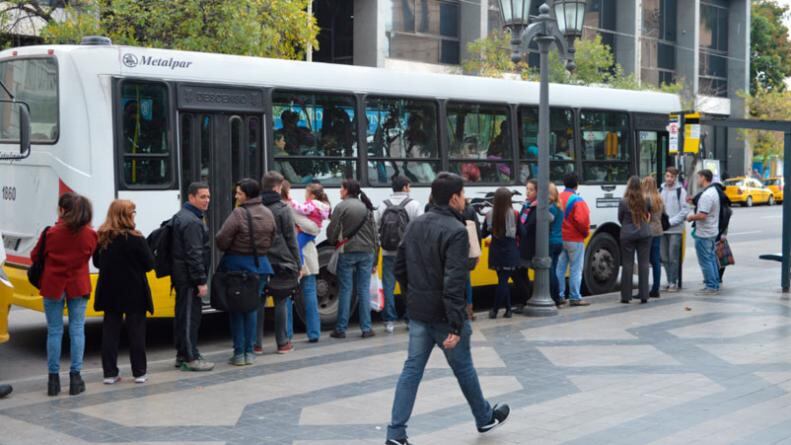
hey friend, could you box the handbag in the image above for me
[266,269,300,300]
[210,208,261,313]
[27,226,50,289]
[327,212,370,276]
[716,237,735,267]
[661,212,671,231]
[369,272,384,312]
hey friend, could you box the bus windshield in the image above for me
[0,57,58,143]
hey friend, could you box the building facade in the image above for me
[312,0,751,177]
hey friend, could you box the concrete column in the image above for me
[675,0,699,98]
[354,0,389,67]
[460,0,485,64]
[726,0,751,177]
[614,0,640,77]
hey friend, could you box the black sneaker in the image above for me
[385,439,414,445]
[330,330,346,339]
[478,403,510,433]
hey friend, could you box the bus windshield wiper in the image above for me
[0,79,14,100]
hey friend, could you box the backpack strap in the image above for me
[398,198,412,209]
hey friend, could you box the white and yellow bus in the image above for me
[0,40,681,338]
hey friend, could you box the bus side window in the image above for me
[271,90,357,186]
[119,81,173,188]
[519,107,575,184]
[446,102,512,184]
[364,96,440,186]
[580,110,630,184]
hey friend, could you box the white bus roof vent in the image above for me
[81,36,112,46]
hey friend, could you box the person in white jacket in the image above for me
[375,176,423,334]
[659,167,690,292]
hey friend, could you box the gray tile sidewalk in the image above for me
[3,276,791,445]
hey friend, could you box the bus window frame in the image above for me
[578,107,633,185]
[363,93,443,188]
[269,87,362,187]
[0,55,60,146]
[517,105,578,184]
[113,77,178,191]
[445,99,515,186]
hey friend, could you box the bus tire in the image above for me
[295,246,356,330]
[582,232,620,295]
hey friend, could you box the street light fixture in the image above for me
[497,0,587,317]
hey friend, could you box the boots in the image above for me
[69,372,85,396]
[47,373,60,397]
[466,304,476,321]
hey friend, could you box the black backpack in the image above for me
[379,198,412,251]
[714,185,732,241]
[147,217,175,278]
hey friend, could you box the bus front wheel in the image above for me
[583,232,620,295]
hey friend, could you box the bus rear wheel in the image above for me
[293,246,357,330]
[583,232,620,295]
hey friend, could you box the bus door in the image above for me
[176,85,266,272]
[634,114,669,184]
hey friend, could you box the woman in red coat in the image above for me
[31,192,97,396]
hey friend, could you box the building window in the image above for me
[313,0,354,64]
[641,0,677,87]
[699,1,729,97]
[582,0,617,56]
[390,0,461,65]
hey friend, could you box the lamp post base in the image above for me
[524,299,559,317]
[523,256,559,317]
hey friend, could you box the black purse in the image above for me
[266,269,300,300]
[210,208,261,313]
[661,212,671,231]
[27,226,50,289]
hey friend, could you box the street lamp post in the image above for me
[497,0,587,316]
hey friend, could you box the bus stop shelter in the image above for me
[680,115,791,292]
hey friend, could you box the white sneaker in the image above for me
[134,375,147,384]
[103,376,121,385]
[385,322,395,334]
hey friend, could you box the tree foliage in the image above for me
[750,0,791,93]
[463,32,683,95]
[2,0,318,60]
[742,86,791,159]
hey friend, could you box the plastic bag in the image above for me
[369,272,385,312]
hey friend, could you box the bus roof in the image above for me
[1,43,681,113]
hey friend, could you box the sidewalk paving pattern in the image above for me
[3,284,791,444]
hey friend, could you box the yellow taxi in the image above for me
[764,177,784,203]
[723,177,775,207]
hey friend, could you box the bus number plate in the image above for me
[596,198,620,208]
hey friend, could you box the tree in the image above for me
[1,0,318,60]
[750,0,791,93]
[742,86,791,159]
[463,32,683,95]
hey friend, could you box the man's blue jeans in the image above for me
[301,274,321,341]
[229,309,257,356]
[387,320,492,441]
[43,295,88,374]
[694,236,720,290]
[335,251,375,334]
[381,255,399,323]
[557,241,585,301]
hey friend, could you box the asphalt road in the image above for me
[0,201,786,387]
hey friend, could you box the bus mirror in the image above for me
[19,103,30,156]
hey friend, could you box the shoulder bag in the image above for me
[27,226,51,289]
[327,211,370,275]
[210,208,261,313]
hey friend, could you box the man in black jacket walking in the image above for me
[386,173,509,445]
[171,182,214,372]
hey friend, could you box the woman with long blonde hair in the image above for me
[93,199,155,384]
[642,176,665,299]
